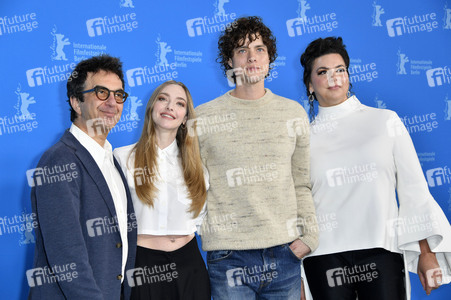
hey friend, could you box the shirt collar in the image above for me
[315,95,363,123]
[157,139,179,165]
[69,123,114,167]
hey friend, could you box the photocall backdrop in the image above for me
[1,0,450,298]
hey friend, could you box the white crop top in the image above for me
[113,140,208,235]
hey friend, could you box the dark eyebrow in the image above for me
[315,64,346,72]
[94,85,124,92]
[236,44,267,50]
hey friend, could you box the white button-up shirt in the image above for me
[70,124,128,281]
[114,140,208,236]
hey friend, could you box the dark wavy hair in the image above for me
[66,55,125,122]
[217,16,277,79]
[300,37,351,120]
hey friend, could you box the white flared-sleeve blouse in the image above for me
[307,96,451,298]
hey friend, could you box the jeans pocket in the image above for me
[285,244,302,261]
[207,250,233,263]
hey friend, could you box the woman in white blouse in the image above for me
[114,80,210,299]
[299,37,451,299]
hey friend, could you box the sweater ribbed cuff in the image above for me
[300,234,319,253]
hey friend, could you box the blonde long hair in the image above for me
[133,80,206,217]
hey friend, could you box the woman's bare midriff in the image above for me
[137,233,195,252]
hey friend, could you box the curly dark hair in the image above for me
[66,54,125,122]
[217,16,277,78]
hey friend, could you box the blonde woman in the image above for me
[114,80,210,299]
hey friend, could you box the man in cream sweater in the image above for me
[194,16,318,299]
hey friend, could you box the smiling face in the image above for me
[151,84,187,135]
[228,34,270,85]
[70,70,124,137]
[309,53,350,107]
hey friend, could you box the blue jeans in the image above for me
[207,243,302,300]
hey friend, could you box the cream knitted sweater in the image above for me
[195,89,318,251]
